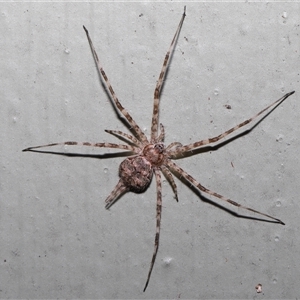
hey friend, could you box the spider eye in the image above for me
[154,143,165,153]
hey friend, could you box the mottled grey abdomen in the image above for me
[119,156,153,193]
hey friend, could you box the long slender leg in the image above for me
[83,26,148,144]
[105,179,129,209]
[166,142,183,158]
[143,169,162,292]
[150,7,186,143]
[22,141,138,152]
[105,129,143,148]
[169,91,295,156]
[161,165,178,201]
[157,123,165,143]
[167,159,285,225]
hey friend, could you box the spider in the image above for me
[23,7,295,292]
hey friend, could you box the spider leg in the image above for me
[83,26,148,144]
[157,123,165,143]
[167,160,285,225]
[22,141,138,152]
[105,129,143,148]
[166,142,183,158]
[161,165,178,201]
[150,7,186,143]
[105,179,129,209]
[169,91,295,156]
[143,169,162,292]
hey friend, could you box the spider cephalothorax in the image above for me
[142,143,165,166]
[23,6,294,292]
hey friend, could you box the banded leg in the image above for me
[169,91,295,156]
[161,165,178,201]
[166,142,183,158]
[157,123,165,143]
[150,7,186,142]
[83,26,148,144]
[105,179,129,209]
[105,129,143,148]
[22,141,138,152]
[143,169,162,292]
[167,159,285,225]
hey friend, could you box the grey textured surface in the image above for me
[1,2,299,299]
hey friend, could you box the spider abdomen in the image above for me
[119,156,153,193]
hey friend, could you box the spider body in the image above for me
[118,139,167,203]
[23,7,295,292]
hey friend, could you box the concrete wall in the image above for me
[1,2,299,298]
